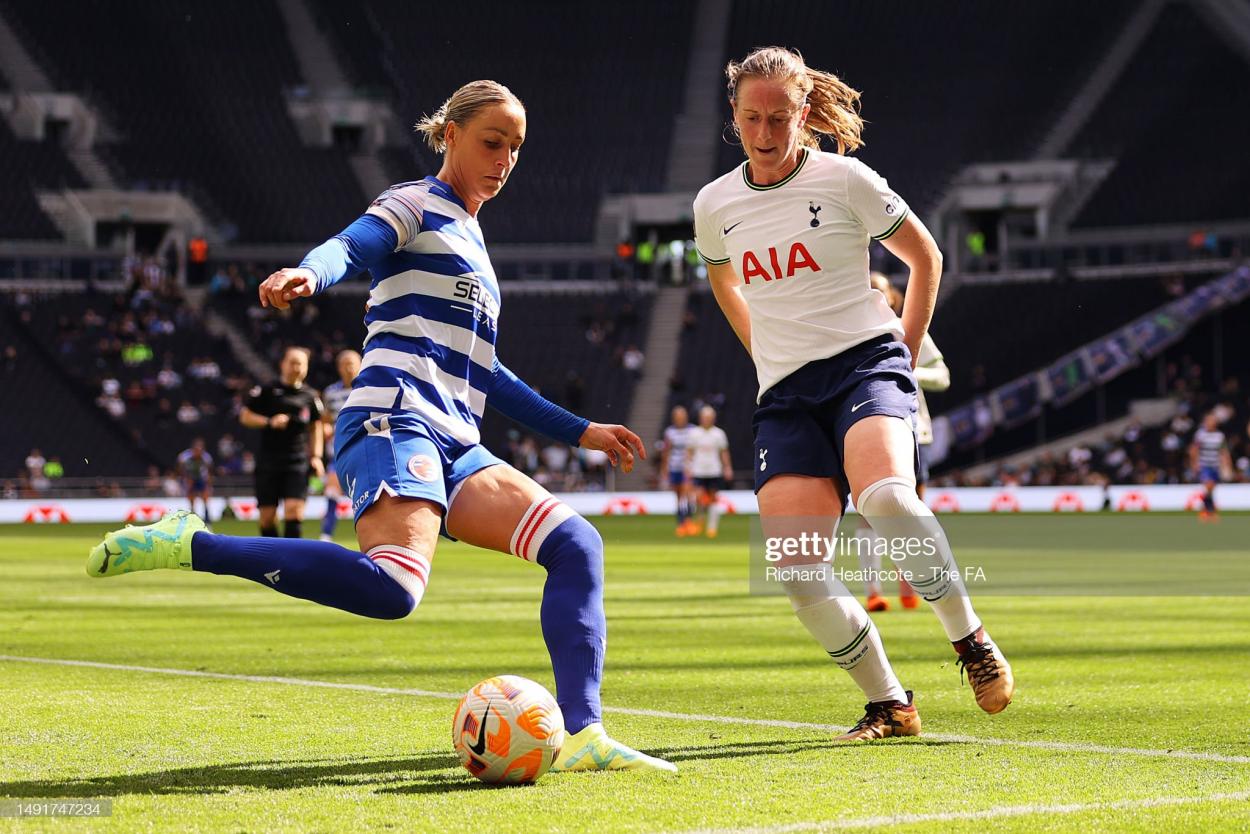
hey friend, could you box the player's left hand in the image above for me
[579,423,646,473]
[309,456,325,479]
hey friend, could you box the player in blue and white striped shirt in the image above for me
[88,80,674,774]
[1191,412,1230,520]
[318,350,360,542]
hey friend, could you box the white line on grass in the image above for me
[4,654,1250,767]
[675,790,1250,833]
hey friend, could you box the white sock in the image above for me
[856,476,979,641]
[791,589,907,704]
[855,520,882,596]
[707,503,723,533]
[367,545,430,608]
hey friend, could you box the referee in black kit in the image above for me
[240,346,325,537]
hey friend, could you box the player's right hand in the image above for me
[269,414,291,430]
[259,267,316,310]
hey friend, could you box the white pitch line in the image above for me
[3,654,1250,766]
[676,790,1250,834]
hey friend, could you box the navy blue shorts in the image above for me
[667,470,688,488]
[752,335,919,496]
[1199,466,1220,484]
[917,442,931,485]
[693,475,722,493]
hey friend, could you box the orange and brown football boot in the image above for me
[866,593,890,612]
[954,626,1015,714]
[834,691,920,741]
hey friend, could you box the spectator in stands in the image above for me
[177,401,202,425]
[621,344,645,377]
[25,448,45,479]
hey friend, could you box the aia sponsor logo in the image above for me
[741,242,821,285]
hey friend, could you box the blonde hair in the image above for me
[726,46,864,154]
[414,80,523,153]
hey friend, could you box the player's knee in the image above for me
[514,502,603,589]
[365,545,430,619]
[373,585,418,620]
[856,476,925,519]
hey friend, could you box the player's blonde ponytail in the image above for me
[726,46,864,154]
[414,80,523,153]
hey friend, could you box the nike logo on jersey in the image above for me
[723,220,743,235]
[264,570,281,584]
[851,399,877,413]
[468,699,492,755]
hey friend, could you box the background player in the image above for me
[177,437,214,524]
[694,46,1013,739]
[320,350,361,542]
[1191,412,1230,521]
[685,405,731,538]
[239,346,325,538]
[858,273,950,611]
[659,405,695,536]
[88,80,673,774]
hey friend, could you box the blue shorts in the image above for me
[334,410,505,535]
[186,479,208,494]
[667,470,688,488]
[917,442,931,485]
[1199,466,1220,484]
[752,335,919,496]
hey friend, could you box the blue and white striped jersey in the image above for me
[338,177,500,447]
[662,424,694,474]
[322,380,352,422]
[1194,428,1226,469]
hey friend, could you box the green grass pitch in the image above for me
[2,514,1249,832]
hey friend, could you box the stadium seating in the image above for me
[308,0,694,243]
[0,116,68,239]
[1068,3,1250,227]
[717,0,1136,210]
[1,298,152,480]
[1,0,365,243]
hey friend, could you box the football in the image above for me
[452,675,566,784]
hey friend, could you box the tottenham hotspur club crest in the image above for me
[808,202,822,228]
[759,448,769,471]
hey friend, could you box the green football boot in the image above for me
[86,510,204,578]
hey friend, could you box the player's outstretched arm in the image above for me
[487,359,643,471]
[261,213,400,310]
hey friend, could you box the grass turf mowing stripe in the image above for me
[676,790,1250,833]
[5,654,1250,767]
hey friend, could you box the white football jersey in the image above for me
[687,426,729,477]
[694,149,908,399]
[913,332,949,445]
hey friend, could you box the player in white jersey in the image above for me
[659,405,696,536]
[319,350,361,541]
[88,81,673,774]
[1190,412,1230,520]
[857,273,950,611]
[694,47,1013,740]
[685,406,732,538]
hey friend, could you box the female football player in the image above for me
[693,46,1013,740]
[88,80,674,773]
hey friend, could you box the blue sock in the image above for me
[190,532,414,620]
[535,515,606,734]
[322,500,339,538]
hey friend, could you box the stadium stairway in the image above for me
[665,0,732,192]
[0,8,52,92]
[618,284,691,490]
[193,290,276,385]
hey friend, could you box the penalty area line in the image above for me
[674,789,1250,833]
[3,654,1249,766]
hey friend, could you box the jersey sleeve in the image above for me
[310,394,325,420]
[246,385,268,414]
[693,190,730,265]
[366,183,428,249]
[716,428,729,451]
[846,159,909,241]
